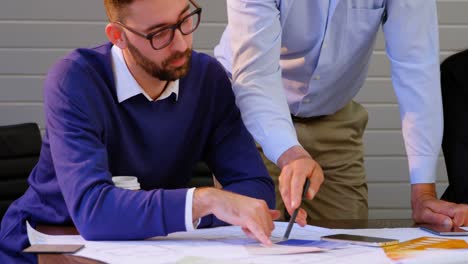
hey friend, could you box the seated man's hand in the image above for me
[412,183,468,226]
[193,188,280,245]
[277,146,324,226]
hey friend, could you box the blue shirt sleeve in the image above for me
[383,0,442,183]
[215,0,300,165]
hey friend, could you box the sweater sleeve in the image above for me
[44,58,188,240]
[201,59,276,227]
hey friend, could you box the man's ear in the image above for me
[105,23,127,49]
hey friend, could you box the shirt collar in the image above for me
[111,45,179,103]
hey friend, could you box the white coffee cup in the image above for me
[112,176,141,190]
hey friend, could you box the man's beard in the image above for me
[127,41,192,81]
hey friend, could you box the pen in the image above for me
[282,178,311,241]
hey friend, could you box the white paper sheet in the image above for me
[30,221,468,264]
[27,221,85,245]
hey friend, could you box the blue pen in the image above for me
[282,178,311,240]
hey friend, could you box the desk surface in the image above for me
[37,219,416,264]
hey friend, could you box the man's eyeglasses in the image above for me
[115,0,202,50]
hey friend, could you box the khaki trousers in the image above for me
[261,101,369,222]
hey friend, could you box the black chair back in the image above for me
[0,123,41,220]
[188,162,214,188]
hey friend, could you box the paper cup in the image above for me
[112,176,141,190]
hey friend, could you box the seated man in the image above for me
[441,49,468,204]
[0,0,278,262]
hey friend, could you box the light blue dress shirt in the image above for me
[215,0,442,184]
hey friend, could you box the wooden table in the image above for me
[37,219,416,264]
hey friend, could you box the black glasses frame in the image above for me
[115,0,202,50]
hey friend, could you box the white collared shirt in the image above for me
[111,45,198,231]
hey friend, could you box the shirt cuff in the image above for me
[408,155,439,184]
[185,187,200,231]
[260,127,301,165]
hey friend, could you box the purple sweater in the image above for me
[0,43,274,263]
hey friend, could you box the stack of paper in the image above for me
[384,236,468,261]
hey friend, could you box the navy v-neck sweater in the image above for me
[0,43,274,263]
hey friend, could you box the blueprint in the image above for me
[27,221,468,264]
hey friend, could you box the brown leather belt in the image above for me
[291,114,324,122]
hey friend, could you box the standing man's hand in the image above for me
[277,145,324,226]
[411,183,468,227]
[192,188,280,245]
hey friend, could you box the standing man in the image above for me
[440,49,468,204]
[215,0,468,226]
[0,0,278,263]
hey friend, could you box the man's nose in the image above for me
[170,29,189,52]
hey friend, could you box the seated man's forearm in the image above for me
[192,187,279,245]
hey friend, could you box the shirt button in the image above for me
[323,43,328,48]
[303,98,311,103]
[313,75,321,80]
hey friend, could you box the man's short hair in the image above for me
[103,0,134,22]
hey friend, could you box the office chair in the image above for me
[0,123,42,220]
[440,49,468,204]
[188,162,214,188]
